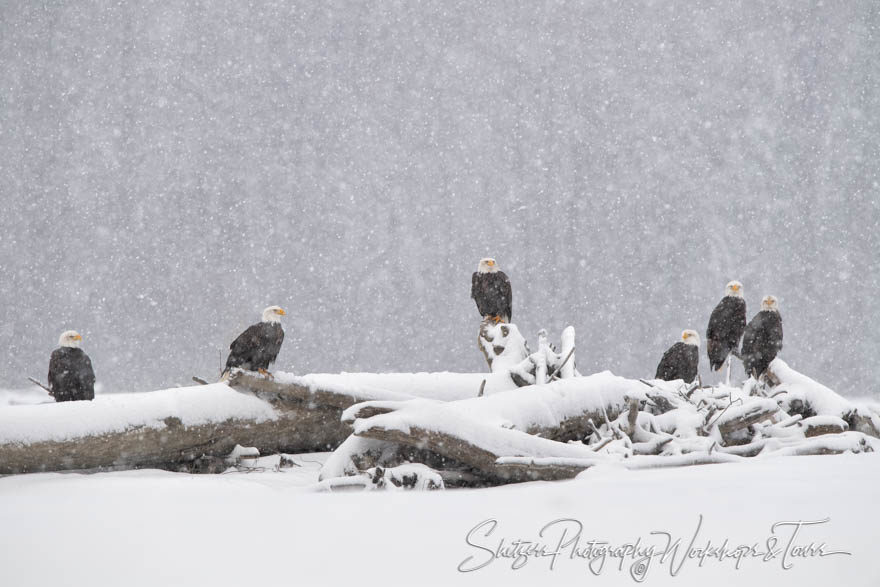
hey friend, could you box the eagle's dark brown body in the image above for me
[48,347,95,402]
[706,296,747,370]
[471,271,512,323]
[223,321,284,376]
[655,342,699,383]
[741,310,783,378]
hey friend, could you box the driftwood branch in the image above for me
[27,377,51,394]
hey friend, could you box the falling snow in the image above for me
[0,2,877,396]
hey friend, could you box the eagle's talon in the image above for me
[257,368,275,380]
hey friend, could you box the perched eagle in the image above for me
[471,258,512,324]
[48,330,95,402]
[741,295,783,380]
[706,280,747,372]
[222,305,285,378]
[655,329,701,383]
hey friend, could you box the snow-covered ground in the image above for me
[0,387,53,407]
[1,451,877,587]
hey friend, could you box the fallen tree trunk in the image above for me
[0,370,518,476]
[0,382,348,475]
[354,420,602,483]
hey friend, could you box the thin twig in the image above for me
[477,379,486,398]
[590,436,614,452]
[548,347,576,381]
[705,397,744,430]
[27,377,51,394]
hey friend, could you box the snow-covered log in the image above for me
[714,398,782,445]
[0,382,348,475]
[343,372,650,482]
[234,369,518,404]
[353,371,648,443]
[353,418,600,483]
[0,369,518,475]
[764,359,880,437]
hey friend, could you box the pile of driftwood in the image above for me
[316,356,879,489]
[1,324,877,487]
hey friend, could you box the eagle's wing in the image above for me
[656,343,682,379]
[740,316,758,356]
[47,349,62,393]
[81,353,96,388]
[269,326,285,362]
[471,272,479,301]
[230,323,264,355]
[499,271,513,321]
[772,314,784,352]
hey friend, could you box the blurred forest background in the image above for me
[1,1,877,395]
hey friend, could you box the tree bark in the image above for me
[0,376,356,475]
[0,403,346,475]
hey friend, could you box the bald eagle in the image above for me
[741,295,783,380]
[706,281,747,375]
[222,306,285,378]
[471,258,512,324]
[655,330,701,383]
[48,330,95,402]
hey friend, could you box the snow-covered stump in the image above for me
[478,321,578,388]
[478,320,530,373]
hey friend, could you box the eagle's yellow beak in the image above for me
[277,308,286,316]
[74,334,83,341]
[732,284,740,291]
[682,333,688,340]
[487,260,495,267]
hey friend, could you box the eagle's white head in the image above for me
[477,258,499,273]
[681,329,701,347]
[725,280,744,297]
[59,330,83,348]
[761,295,779,312]
[261,306,286,323]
